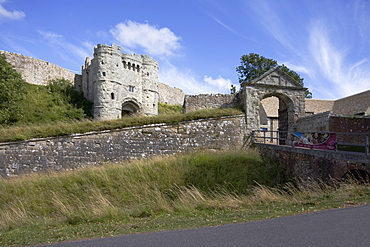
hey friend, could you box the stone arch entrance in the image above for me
[121,98,141,117]
[241,67,306,141]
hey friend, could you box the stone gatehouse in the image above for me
[78,44,159,120]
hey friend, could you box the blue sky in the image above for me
[0,0,369,99]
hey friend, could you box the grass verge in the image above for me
[0,149,369,246]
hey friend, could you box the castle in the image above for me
[1,46,369,131]
[78,44,159,120]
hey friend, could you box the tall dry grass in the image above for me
[0,149,369,234]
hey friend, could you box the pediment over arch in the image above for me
[242,67,306,90]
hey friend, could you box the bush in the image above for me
[16,79,92,124]
[0,54,27,124]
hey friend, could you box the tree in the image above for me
[236,53,312,98]
[236,53,278,83]
[230,84,236,94]
[0,54,27,124]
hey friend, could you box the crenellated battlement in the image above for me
[94,43,122,55]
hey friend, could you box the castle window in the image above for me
[136,65,140,72]
[101,60,104,64]
[132,64,136,71]
[129,86,135,92]
[111,93,115,100]
[146,72,150,76]
[123,61,127,69]
[102,72,106,76]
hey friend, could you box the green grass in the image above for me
[158,102,183,114]
[0,149,369,246]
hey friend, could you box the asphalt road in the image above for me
[34,205,370,247]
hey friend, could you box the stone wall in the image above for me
[1,50,78,86]
[329,115,370,133]
[183,93,240,113]
[158,83,185,106]
[0,115,246,177]
[295,111,331,132]
[257,143,370,182]
[329,115,370,144]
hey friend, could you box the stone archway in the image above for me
[241,67,306,141]
[121,98,141,117]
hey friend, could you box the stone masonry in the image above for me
[0,50,79,86]
[241,67,306,134]
[0,115,247,177]
[158,83,185,106]
[257,143,370,182]
[183,93,240,113]
[295,111,332,132]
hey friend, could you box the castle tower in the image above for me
[81,44,159,120]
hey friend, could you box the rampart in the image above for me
[183,93,240,113]
[0,115,246,177]
[1,50,79,86]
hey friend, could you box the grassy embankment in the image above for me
[0,149,370,246]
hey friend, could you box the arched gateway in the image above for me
[241,67,307,142]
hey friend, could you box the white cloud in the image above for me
[210,15,238,35]
[0,0,25,23]
[204,75,235,92]
[110,20,181,57]
[308,20,370,98]
[38,30,91,72]
[159,62,234,95]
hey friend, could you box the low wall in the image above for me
[295,111,331,132]
[257,143,370,181]
[183,93,240,113]
[0,115,246,177]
